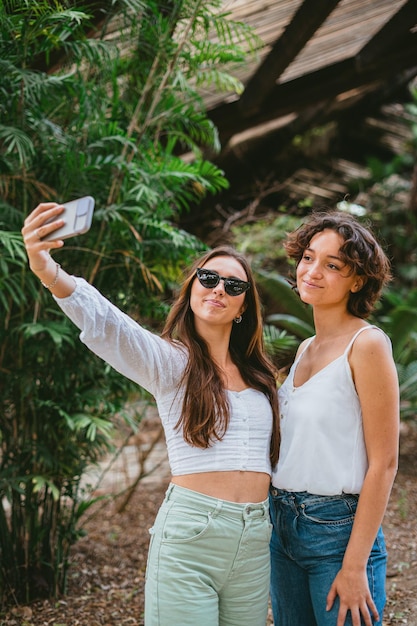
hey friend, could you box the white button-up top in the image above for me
[54,277,273,477]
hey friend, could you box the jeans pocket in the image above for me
[162,503,213,543]
[301,495,357,526]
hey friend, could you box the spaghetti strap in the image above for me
[295,336,315,364]
[343,325,383,354]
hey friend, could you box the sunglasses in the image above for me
[196,268,251,296]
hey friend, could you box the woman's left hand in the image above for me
[326,567,379,626]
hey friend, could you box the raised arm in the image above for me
[22,201,186,395]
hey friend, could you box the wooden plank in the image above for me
[238,0,342,116]
[357,0,417,66]
[208,33,417,143]
[279,0,411,82]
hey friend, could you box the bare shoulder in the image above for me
[351,326,399,431]
[352,326,392,357]
[350,326,397,385]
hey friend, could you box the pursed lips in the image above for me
[204,298,226,308]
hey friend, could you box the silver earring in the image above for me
[234,315,242,324]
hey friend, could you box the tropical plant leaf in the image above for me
[255,269,313,324]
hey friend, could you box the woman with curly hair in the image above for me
[269,210,399,626]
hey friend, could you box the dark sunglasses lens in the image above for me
[197,269,220,288]
[196,269,250,296]
[224,280,249,296]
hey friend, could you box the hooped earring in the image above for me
[234,315,242,324]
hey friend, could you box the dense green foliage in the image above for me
[0,0,260,604]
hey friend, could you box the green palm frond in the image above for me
[193,68,244,94]
[190,4,262,53]
[397,361,417,420]
[263,324,299,362]
[256,269,314,325]
[0,230,27,261]
[267,313,314,340]
[0,126,35,168]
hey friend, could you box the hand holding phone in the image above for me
[42,196,95,241]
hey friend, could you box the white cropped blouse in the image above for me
[54,277,273,477]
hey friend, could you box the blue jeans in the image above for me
[269,488,387,626]
[145,483,272,626]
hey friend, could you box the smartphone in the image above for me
[43,196,95,241]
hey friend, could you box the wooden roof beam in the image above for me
[357,0,417,67]
[238,0,342,118]
[209,34,417,145]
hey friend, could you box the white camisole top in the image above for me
[271,326,389,495]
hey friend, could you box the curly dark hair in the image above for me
[285,210,392,318]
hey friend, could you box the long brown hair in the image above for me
[161,246,280,466]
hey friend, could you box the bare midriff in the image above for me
[171,470,271,503]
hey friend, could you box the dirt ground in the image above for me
[2,422,417,626]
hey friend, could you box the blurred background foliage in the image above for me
[1,0,416,608]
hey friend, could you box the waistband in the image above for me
[165,483,269,519]
[269,487,359,504]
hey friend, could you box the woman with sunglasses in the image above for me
[269,210,399,626]
[22,201,280,626]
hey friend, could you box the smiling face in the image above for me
[296,229,364,309]
[190,255,248,330]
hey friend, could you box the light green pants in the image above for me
[144,483,272,626]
